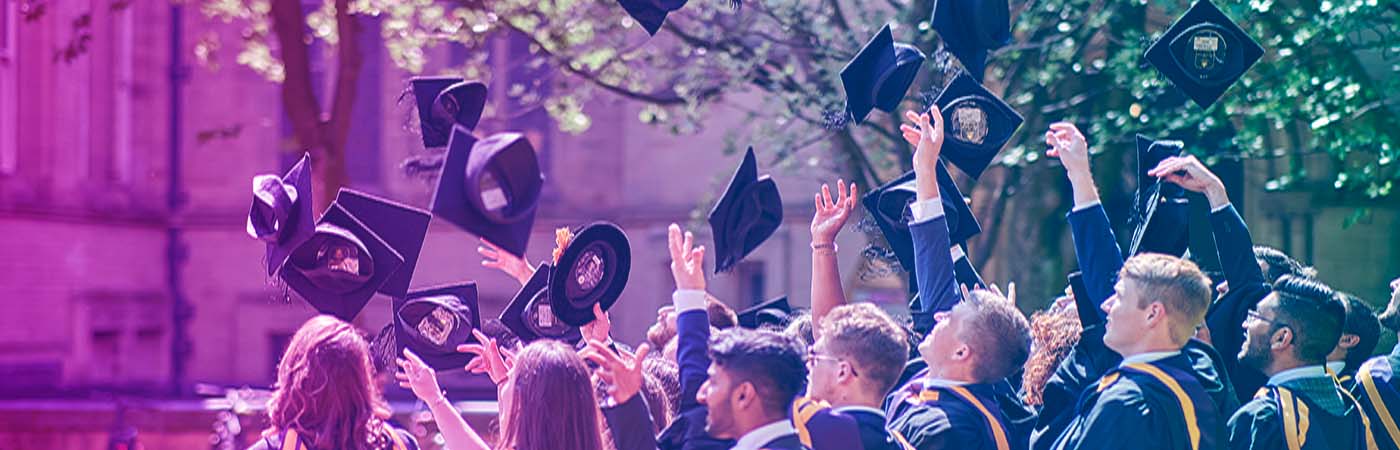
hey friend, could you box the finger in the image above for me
[691,245,706,268]
[903,131,921,146]
[814,193,823,212]
[481,260,502,269]
[458,344,486,355]
[821,183,833,208]
[587,340,624,366]
[989,283,1004,297]
[847,183,859,209]
[471,328,492,346]
[928,107,943,136]
[632,343,653,369]
[904,110,921,124]
[960,284,972,301]
[1048,122,1078,132]
[399,382,412,389]
[836,179,848,204]
[395,372,410,383]
[668,223,683,260]
[682,231,694,257]
[477,245,499,257]
[403,348,429,368]
[900,123,920,136]
[1008,282,1017,303]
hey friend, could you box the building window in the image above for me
[85,294,168,387]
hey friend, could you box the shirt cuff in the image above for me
[950,245,966,262]
[909,198,945,224]
[673,289,707,313]
[1072,200,1101,212]
[1211,202,1233,214]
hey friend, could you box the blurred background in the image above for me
[0,0,1395,448]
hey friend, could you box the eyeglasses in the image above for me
[1246,310,1289,329]
[805,349,858,376]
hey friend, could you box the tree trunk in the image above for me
[269,0,362,215]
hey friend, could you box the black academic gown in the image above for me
[1050,353,1227,450]
[885,381,1024,450]
[1352,345,1400,450]
[1226,377,1370,450]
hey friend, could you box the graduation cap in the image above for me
[335,189,430,299]
[860,161,982,273]
[395,282,480,371]
[247,153,316,276]
[499,264,582,344]
[432,127,544,258]
[840,24,926,124]
[1144,0,1264,109]
[617,0,688,36]
[738,296,791,329]
[1127,136,1191,256]
[549,222,632,327]
[933,70,1023,180]
[930,0,1012,80]
[280,204,404,321]
[410,77,488,148]
[708,147,783,273]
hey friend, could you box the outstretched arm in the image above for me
[666,223,712,413]
[1047,122,1121,320]
[901,108,959,334]
[396,349,492,450]
[810,179,859,336]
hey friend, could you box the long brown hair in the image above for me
[265,315,397,450]
[500,340,607,450]
[1021,306,1081,406]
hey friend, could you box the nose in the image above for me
[1100,296,1115,315]
[696,380,710,405]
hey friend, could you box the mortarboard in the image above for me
[334,189,431,300]
[395,282,480,371]
[410,77,488,148]
[247,153,316,277]
[708,147,783,273]
[861,161,982,273]
[737,296,791,329]
[549,222,632,327]
[930,0,1012,80]
[951,245,987,291]
[617,0,688,36]
[840,24,927,124]
[499,264,582,344]
[1127,135,1191,256]
[280,204,404,322]
[432,127,544,258]
[933,70,1023,180]
[1144,0,1264,109]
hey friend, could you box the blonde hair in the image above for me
[1120,253,1212,343]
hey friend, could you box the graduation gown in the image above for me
[885,381,1024,450]
[656,308,736,450]
[1050,353,1227,450]
[1353,344,1400,450]
[793,397,911,450]
[1226,374,1374,450]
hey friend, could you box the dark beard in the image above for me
[1238,332,1271,372]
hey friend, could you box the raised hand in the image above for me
[478,239,536,286]
[396,348,445,403]
[1148,155,1228,207]
[580,302,613,343]
[1045,122,1090,178]
[667,223,706,291]
[458,329,515,385]
[811,179,858,246]
[579,340,652,405]
[902,106,946,175]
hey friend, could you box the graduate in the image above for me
[1226,275,1374,450]
[1035,124,1239,450]
[1352,276,1400,450]
[882,107,1033,450]
[1326,294,1381,388]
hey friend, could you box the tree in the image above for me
[207,0,1398,303]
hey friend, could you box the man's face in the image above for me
[697,364,737,439]
[919,304,969,370]
[1380,277,1400,332]
[647,305,678,348]
[1101,279,1152,354]
[806,337,842,402]
[1239,294,1283,371]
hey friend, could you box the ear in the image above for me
[732,381,756,410]
[838,362,856,384]
[1338,333,1361,350]
[1146,302,1167,327]
[1270,326,1293,350]
[952,343,972,362]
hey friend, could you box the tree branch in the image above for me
[269,0,323,150]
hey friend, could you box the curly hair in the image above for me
[1021,306,1082,406]
[265,315,398,450]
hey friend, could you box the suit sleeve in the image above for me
[1225,401,1283,450]
[911,215,958,335]
[1066,204,1123,325]
[1204,205,1272,385]
[675,308,711,413]
[604,394,660,450]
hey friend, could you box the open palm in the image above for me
[811,179,858,244]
